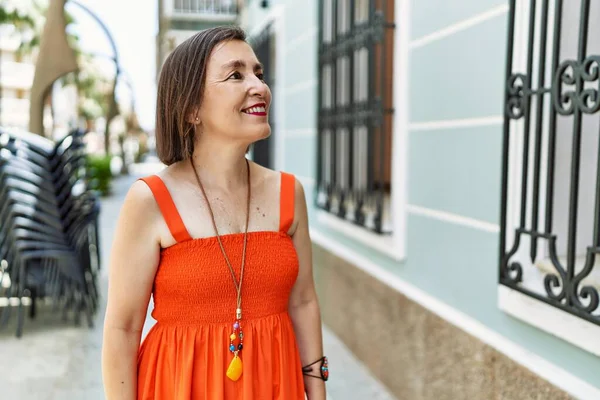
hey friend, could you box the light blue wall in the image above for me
[284,90,318,130]
[409,16,506,122]
[410,0,506,39]
[243,0,600,391]
[409,125,503,224]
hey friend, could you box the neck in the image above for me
[190,136,249,191]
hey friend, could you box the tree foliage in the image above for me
[0,2,35,27]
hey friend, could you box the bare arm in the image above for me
[101,181,162,400]
[288,179,326,400]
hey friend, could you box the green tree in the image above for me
[0,3,35,27]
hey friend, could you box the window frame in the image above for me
[498,0,600,356]
[314,0,408,261]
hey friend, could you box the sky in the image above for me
[66,0,158,131]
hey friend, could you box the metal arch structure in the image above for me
[68,0,121,153]
[29,0,78,136]
[29,0,121,153]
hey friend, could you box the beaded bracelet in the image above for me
[301,356,329,381]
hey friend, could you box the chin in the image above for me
[228,123,271,144]
[249,125,271,141]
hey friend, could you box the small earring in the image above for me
[195,117,199,122]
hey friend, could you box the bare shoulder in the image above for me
[125,179,159,210]
[249,161,281,189]
[119,179,162,241]
[293,175,306,202]
[127,178,156,203]
[154,161,187,187]
[249,162,305,194]
[293,174,308,221]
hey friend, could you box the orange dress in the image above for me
[136,172,305,399]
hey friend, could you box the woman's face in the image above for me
[197,39,271,144]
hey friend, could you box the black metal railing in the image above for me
[316,0,394,234]
[500,0,600,325]
[172,0,237,16]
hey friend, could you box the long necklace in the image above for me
[190,157,251,382]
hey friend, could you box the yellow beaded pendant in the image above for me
[226,354,243,381]
[226,316,244,381]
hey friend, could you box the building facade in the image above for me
[157,0,240,76]
[237,0,600,399]
[0,23,35,130]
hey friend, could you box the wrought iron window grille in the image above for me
[317,0,395,234]
[500,0,600,326]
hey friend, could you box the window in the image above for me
[316,0,395,234]
[499,0,600,352]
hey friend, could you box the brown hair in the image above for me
[155,25,247,165]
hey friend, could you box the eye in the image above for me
[256,73,265,81]
[228,71,243,80]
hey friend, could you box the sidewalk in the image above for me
[0,165,396,399]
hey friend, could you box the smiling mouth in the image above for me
[242,104,267,116]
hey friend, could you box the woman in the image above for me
[101,26,328,399]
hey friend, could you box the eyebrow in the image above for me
[221,59,264,72]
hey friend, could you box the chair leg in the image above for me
[16,304,24,338]
[16,289,29,338]
[0,302,11,330]
[0,288,11,330]
[62,288,72,322]
[29,288,37,319]
[87,274,99,313]
[85,296,94,328]
[0,262,18,329]
[51,268,62,312]
[73,290,82,326]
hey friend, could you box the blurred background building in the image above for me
[0,23,35,130]
[157,0,239,74]
[1,0,148,172]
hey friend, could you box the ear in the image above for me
[187,107,200,124]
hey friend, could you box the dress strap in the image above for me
[279,172,296,233]
[139,175,192,243]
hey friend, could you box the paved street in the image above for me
[0,164,396,400]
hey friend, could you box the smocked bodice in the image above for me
[151,231,299,325]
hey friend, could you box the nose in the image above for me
[247,74,268,98]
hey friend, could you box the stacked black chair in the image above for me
[0,127,101,337]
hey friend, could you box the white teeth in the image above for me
[243,106,266,114]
